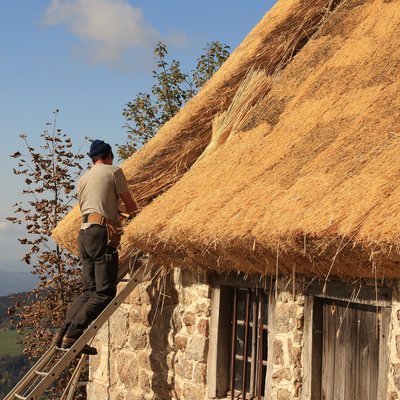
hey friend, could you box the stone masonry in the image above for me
[387,283,400,399]
[270,279,305,400]
[87,269,400,400]
[87,268,211,400]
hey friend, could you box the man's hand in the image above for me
[119,192,139,216]
[118,210,137,220]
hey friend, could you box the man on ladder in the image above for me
[54,139,138,355]
[5,140,147,399]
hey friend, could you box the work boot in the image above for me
[52,331,64,348]
[61,336,98,356]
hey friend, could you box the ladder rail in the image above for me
[4,346,57,400]
[12,262,160,400]
[60,353,88,400]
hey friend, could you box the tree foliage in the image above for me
[7,110,86,358]
[0,354,33,398]
[118,41,230,159]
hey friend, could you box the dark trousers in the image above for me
[60,225,118,340]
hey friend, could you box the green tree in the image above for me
[7,110,86,358]
[118,41,230,159]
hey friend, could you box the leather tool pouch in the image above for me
[106,222,123,248]
[84,212,122,248]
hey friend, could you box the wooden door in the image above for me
[321,300,380,400]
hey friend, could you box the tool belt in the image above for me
[82,212,122,248]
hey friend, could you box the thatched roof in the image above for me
[54,0,400,279]
[53,0,329,252]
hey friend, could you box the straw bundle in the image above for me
[195,70,272,164]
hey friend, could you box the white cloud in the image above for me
[44,0,186,67]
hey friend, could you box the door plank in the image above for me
[321,300,381,400]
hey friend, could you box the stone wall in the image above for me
[387,282,400,399]
[87,268,211,400]
[87,270,400,400]
[269,279,305,400]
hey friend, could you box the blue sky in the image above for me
[0,0,276,293]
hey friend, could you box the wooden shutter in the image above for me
[321,300,380,400]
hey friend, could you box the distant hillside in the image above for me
[0,295,13,329]
[0,354,33,398]
[0,292,32,329]
[0,270,36,296]
[0,293,33,397]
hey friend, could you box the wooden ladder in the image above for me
[5,255,156,400]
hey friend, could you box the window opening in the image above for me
[228,286,269,399]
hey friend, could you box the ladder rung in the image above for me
[14,394,27,400]
[57,346,69,352]
[78,381,89,386]
[35,370,48,377]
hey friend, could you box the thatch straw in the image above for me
[53,0,352,270]
[118,0,400,280]
[195,70,272,164]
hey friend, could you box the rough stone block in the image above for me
[293,366,302,381]
[108,387,122,400]
[174,376,184,398]
[290,346,302,367]
[124,389,151,400]
[390,391,399,400]
[92,346,111,378]
[116,352,139,387]
[149,335,170,352]
[166,352,176,370]
[129,305,152,327]
[172,309,183,332]
[275,303,298,333]
[175,358,194,380]
[196,284,211,298]
[110,308,129,349]
[273,340,284,365]
[94,322,109,343]
[197,319,209,337]
[295,381,302,397]
[129,326,149,350]
[294,331,302,343]
[183,311,196,327]
[137,350,151,371]
[153,304,176,328]
[139,369,151,393]
[393,363,400,390]
[182,290,196,307]
[193,363,207,384]
[124,281,151,305]
[186,336,209,362]
[183,381,206,400]
[195,301,211,317]
[277,388,291,400]
[272,368,293,383]
[396,335,400,359]
[174,334,188,350]
[296,316,304,330]
[88,349,102,377]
